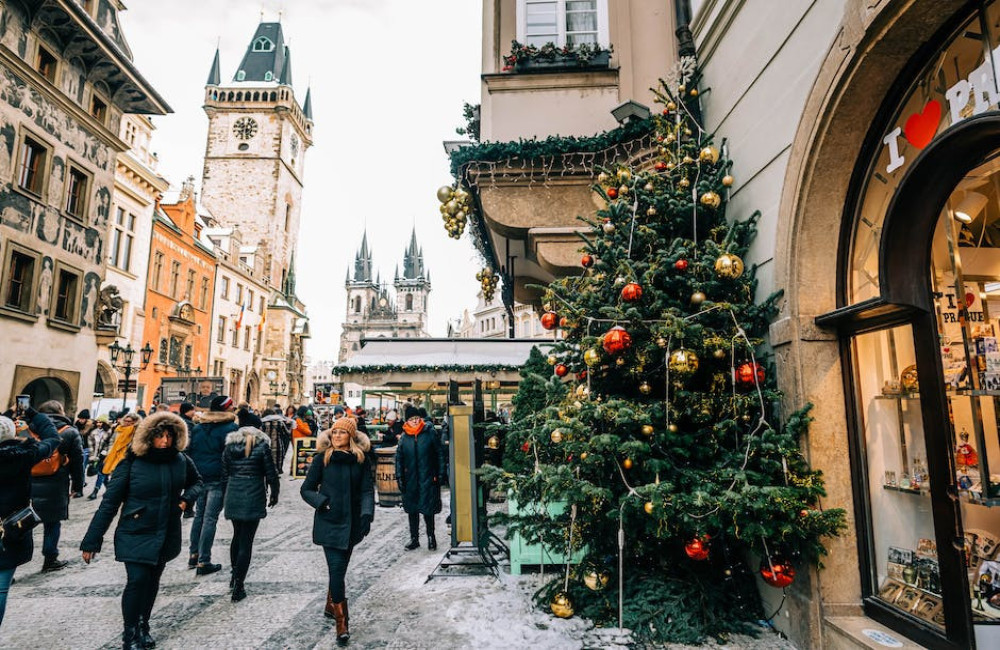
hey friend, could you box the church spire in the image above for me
[279,46,293,85]
[233,22,288,83]
[351,232,373,283]
[302,87,313,120]
[401,227,425,279]
[206,47,221,86]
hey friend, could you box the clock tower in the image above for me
[200,20,314,292]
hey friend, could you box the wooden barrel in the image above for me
[375,446,401,508]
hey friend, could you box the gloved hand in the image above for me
[360,514,372,537]
[268,493,279,508]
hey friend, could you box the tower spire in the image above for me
[206,47,221,86]
[302,87,313,120]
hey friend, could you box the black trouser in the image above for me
[230,519,260,584]
[408,512,434,539]
[122,561,166,629]
[322,546,354,602]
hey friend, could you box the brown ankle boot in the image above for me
[324,589,336,619]
[332,601,350,645]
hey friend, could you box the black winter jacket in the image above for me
[80,412,203,566]
[31,414,85,522]
[395,422,446,515]
[188,411,238,483]
[301,449,374,550]
[0,412,61,570]
[222,428,279,521]
[260,414,291,468]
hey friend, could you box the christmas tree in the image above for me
[481,67,846,643]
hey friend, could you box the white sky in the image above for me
[118,0,484,363]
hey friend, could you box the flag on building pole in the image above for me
[258,305,267,333]
[235,300,246,330]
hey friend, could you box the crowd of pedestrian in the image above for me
[0,395,449,649]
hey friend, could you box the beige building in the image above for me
[449,290,552,339]
[0,0,168,414]
[465,0,1000,648]
[95,114,169,404]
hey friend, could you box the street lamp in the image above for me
[109,340,154,413]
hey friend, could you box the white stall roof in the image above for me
[337,338,545,370]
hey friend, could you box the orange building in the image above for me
[138,179,217,409]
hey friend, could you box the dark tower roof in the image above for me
[234,22,290,83]
[302,88,313,120]
[352,233,374,283]
[401,228,426,280]
[207,48,221,86]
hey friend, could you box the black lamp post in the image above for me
[109,340,153,413]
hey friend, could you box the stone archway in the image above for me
[245,371,260,408]
[20,376,73,414]
[94,360,118,399]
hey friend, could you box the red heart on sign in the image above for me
[903,100,941,149]
[966,292,976,308]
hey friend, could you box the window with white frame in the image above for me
[109,207,136,272]
[517,0,607,48]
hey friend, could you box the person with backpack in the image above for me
[80,412,202,650]
[221,426,279,602]
[0,409,61,629]
[260,406,292,474]
[31,400,84,572]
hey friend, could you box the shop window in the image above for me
[64,164,90,220]
[34,45,57,83]
[2,247,37,314]
[16,133,49,197]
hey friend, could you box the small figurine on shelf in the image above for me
[912,457,928,489]
[884,470,898,487]
[957,428,979,468]
[881,380,902,396]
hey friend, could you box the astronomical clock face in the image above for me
[233,117,258,141]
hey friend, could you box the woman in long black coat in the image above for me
[0,410,61,629]
[81,412,202,650]
[300,418,373,647]
[222,426,279,602]
[395,405,446,551]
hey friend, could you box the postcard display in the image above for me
[857,211,1000,634]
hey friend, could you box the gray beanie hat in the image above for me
[0,415,16,442]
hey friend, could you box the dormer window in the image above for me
[252,37,274,52]
[236,70,246,81]
[264,71,273,82]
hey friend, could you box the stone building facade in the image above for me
[0,0,167,413]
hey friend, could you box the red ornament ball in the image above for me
[540,312,559,331]
[674,259,689,271]
[654,161,668,172]
[581,254,594,268]
[620,282,643,303]
[521,441,531,453]
[735,361,766,388]
[606,187,619,200]
[576,369,588,381]
[760,557,796,588]
[685,536,711,561]
[554,363,569,378]
[602,326,632,355]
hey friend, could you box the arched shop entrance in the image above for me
[20,376,73,414]
[784,1,1000,647]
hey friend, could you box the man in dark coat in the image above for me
[237,402,263,429]
[32,400,84,572]
[178,402,196,434]
[260,407,292,474]
[0,410,60,628]
[395,404,446,551]
[187,395,238,575]
[80,411,202,649]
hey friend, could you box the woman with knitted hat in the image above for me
[300,417,374,646]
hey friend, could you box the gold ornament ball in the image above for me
[643,501,655,514]
[641,424,655,436]
[682,155,694,165]
[713,349,726,360]
[690,88,699,97]
[665,133,676,144]
[639,381,652,395]
[583,569,610,591]
[618,184,629,195]
[714,253,745,279]
[722,174,735,187]
[550,429,563,444]
[575,384,590,398]
[666,101,677,111]
[580,451,588,461]
[679,178,690,188]
[700,191,722,208]
[617,168,631,181]
[616,357,626,367]
[668,423,679,433]
[436,186,453,203]
[547,354,558,366]
[690,290,707,306]
[656,337,668,349]
[584,348,601,367]
[602,221,616,235]
[550,592,575,618]
[668,348,700,377]
[699,146,720,164]
[487,436,500,450]
[644,182,655,192]
[678,84,686,93]
[623,458,634,470]
[646,206,657,217]
[597,172,609,184]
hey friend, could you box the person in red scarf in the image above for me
[394,404,446,550]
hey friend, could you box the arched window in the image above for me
[353,296,361,313]
[405,294,413,311]
[158,338,168,364]
[252,37,274,52]
[252,91,260,101]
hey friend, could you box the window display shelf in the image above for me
[883,484,929,496]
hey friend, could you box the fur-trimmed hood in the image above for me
[193,410,238,425]
[132,412,189,456]
[225,427,270,447]
[316,429,371,453]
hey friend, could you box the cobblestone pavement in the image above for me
[1,466,794,650]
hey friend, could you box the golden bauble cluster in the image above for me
[437,185,473,239]
[476,267,499,301]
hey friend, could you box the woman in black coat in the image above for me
[0,411,61,629]
[300,418,373,647]
[80,412,202,650]
[222,426,279,602]
[395,405,446,551]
